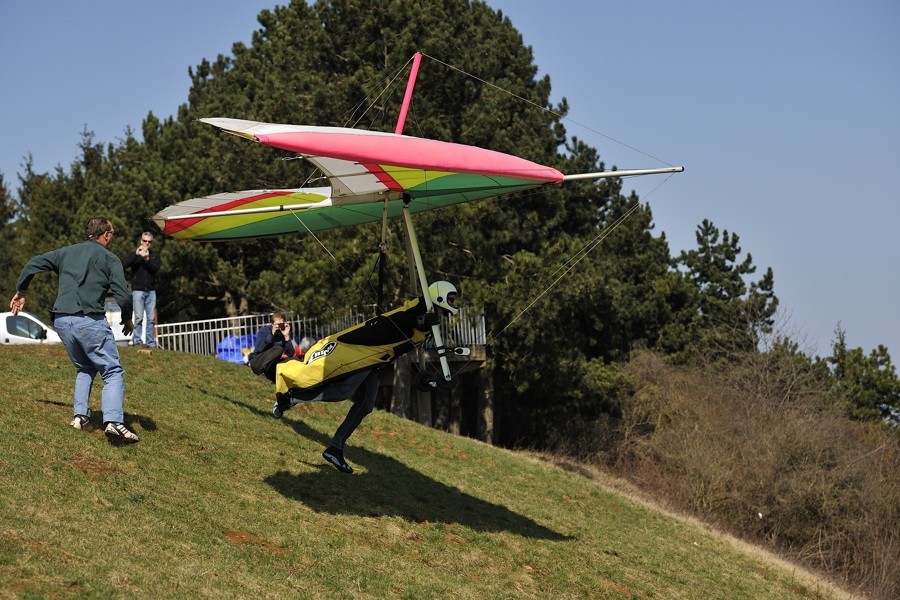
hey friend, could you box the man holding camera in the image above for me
[247,313,295,368]
[122,231,161,347]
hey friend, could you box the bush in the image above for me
[590,349,900,599]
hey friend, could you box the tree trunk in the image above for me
[449,382,462,435]
[417,389,432,427]
[414,347,432,426]
[477,367,494,443]
[433,388,449,431]
[391,354,412,419]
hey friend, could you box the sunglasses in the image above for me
[141,239,153,244]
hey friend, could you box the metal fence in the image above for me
[155,307,485,359]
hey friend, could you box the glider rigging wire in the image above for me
[421,53,679,169]
[344,55,418,130]
[285,209,383,308]
[487,175,676,342]
[402,55,682,357]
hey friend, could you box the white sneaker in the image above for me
[70,414,91,430]
[104,422,139,442]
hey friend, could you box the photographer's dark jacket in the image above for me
[122,250,161,291]
[248,326,295,364]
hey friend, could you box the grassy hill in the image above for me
[0,345,852,599]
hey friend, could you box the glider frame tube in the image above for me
[401,201,452,382]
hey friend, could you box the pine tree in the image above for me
[676,219,778,357]
[827,326,900,420]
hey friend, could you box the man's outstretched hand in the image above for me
[9,292,25,315]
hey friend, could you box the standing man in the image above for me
[123,231,161,347]
[9,217,140,442]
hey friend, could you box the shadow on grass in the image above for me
[221,394,573,541]
[36,399,157,441]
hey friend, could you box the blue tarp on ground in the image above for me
[217,334,256,364]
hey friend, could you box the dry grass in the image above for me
[601,349,899,599]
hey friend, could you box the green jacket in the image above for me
[16,240,133,320]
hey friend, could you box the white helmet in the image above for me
[428,281,459,315]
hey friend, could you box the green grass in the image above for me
[0,345,849,599]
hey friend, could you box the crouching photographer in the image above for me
[247,313,296,377]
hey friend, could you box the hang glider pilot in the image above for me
[271,281,459,474]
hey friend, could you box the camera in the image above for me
[276,323,286,331]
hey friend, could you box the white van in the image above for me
[0,311,62,344]
[1,301,131,346]
[104,297,132,345]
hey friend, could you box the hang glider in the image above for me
[152,52,683,382]
[153,117,575,241]
[152,118,682,241]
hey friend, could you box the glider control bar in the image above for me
[562,166,684,181]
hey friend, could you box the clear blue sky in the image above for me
[2,1,897,358]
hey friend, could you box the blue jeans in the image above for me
[54,314,126,423]
[132,289,156,347]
